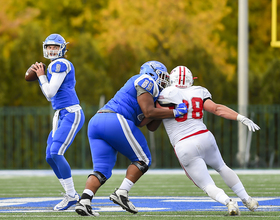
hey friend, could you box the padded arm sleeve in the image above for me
[39,72,66,99]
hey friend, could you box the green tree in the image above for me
[96,0,234,102]
[70,33,110,105]
[0,0,278,106]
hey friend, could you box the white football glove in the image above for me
[237,114,260,132]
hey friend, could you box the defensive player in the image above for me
[31,33,84,211]
[74,61,188,216]
[152,66,260,216]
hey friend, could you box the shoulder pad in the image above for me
[134,74,160,97]
[50,59,70,74]
[159,87,182,104]
[193,86,212,99]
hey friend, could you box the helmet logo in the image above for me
[148,61,162,68]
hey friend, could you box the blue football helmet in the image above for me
[43,34,69,60]
[140,61,170,90]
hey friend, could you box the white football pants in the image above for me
[174,131,248,205]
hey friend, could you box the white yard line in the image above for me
[0,169,279,176]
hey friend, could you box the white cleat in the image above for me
[53,192,80,211]
[226,199,240,216]
[75,199,100,217]
[109,188,138,214]
[242,197,259,211]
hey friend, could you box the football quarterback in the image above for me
[31,33,84,211]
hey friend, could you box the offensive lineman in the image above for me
[151,66,260,216]
[31,34,84,210]
[75,61,188,216]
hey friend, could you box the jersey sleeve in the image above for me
[202,87,212,101]
[135,85,149,97]
[49,59,71,74]
[134,74,160,98]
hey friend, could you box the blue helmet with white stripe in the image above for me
[140,61,170,90]
[43,34,69,60]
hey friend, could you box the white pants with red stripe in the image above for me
[174,130,248,205]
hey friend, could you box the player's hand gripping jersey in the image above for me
[100,73,161,126]
[158,86,211,146]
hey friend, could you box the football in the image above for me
[25,63,46,82]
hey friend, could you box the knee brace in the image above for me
[131,161,149,174]
[88,171,107,185]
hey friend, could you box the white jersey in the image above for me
[158,86,212,146]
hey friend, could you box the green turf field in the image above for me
[0,170,279,219]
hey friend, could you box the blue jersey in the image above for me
[100,74,160,126]
[47,58,80,110]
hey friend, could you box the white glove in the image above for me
[237,114,260,132]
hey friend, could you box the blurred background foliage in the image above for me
[0,0,279,107]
